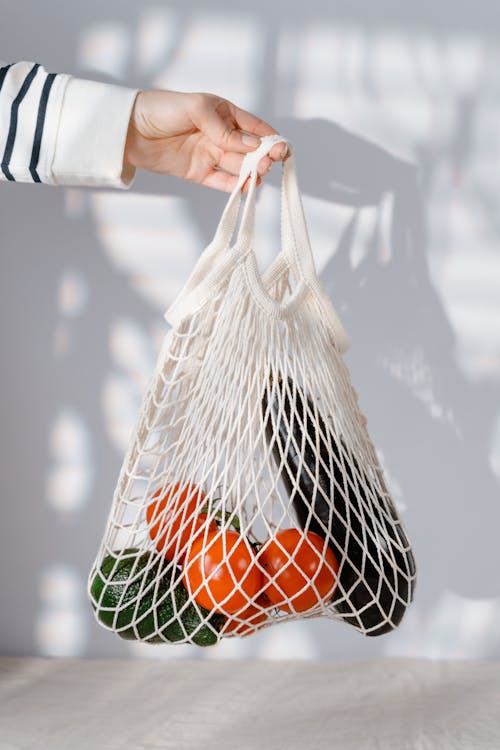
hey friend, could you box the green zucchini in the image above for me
[262,375,416,635]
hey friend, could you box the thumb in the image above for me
[195,101,262,155]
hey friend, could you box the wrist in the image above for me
[123,91,143,169]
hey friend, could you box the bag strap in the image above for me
[164,135,288,328]
[165,135,349,354]
[281,153,350,353]
[235,144,350,354]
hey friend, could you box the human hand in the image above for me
[124,89,287,193]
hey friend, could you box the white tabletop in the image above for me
[1,658,499,750]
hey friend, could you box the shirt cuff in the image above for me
[50,77,138,188]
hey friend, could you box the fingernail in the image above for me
[279,143,288,158]
[242,133,261,147]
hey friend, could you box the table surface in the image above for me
[1,658,499,750]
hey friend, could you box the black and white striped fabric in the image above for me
[0,61,64,183]
[0,61,137,188]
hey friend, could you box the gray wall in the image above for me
[1,0,499,660]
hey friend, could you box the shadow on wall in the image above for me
[2,114,499,660]
[273,117,500,605]
[0,182,159,657]
[1,0,499,659]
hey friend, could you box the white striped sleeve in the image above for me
[0,61,138,188]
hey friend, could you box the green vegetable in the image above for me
[262,375,416,636]
[90,548,225,646]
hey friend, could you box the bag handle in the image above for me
[164,135,288,328]
[165,135,349,353]
[235,141,350,353]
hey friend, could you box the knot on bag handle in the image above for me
[239,134,292,179]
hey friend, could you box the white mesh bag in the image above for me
[88,135,416,647]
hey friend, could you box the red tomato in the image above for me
[259,529,338,613]
[146,483,215,562]
[225,594,270,637]
[183,530,262,615]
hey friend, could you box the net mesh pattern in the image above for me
[88,257,416,646]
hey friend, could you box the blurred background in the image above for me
[1,0,500,661]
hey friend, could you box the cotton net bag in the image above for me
[88,135,416,647]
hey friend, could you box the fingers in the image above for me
[238,132,288,163]
[228,102,288,162]
[193,95,287,162]
[218,150,274,177]
[202,169,262,194]
[227,102,277,138]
